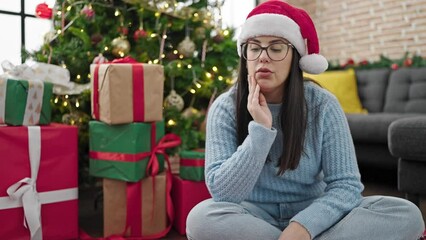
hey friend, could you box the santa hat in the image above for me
[237,0,328,74]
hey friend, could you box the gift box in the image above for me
[90,62,164,124]
[179,149,205,181]
[89,121,181,182]
[168,153,181,175]
[171,175,211,235]
[0,124,78,240]
[103,171,173,238]
[0,77,52,126]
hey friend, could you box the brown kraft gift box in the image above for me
[103,172,168,237]
[90,63,164,124]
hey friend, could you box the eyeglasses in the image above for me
[241,41,293,61]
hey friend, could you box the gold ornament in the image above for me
[111,36,130,57]
[194,27,206,40]
[182,106,200,118]
[177,36,196,58]
[164,90,184,111]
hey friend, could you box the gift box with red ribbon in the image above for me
[0,76,52,126]
[179,149,205,181]
[90,57,164,125]
[103,171,174,239]
[171,175,211,235]
[0,124,78,240]
[89,120,181,182]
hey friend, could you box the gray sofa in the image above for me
[346,68,426,171]
[388,116,426,206]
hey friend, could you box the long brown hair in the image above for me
[236,50,307,175]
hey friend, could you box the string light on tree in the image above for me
[114,8,121,16]
[167,119,176,126]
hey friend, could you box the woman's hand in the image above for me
[278,222,311,240]
[247,75,272,129]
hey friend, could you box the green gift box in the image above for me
[89,121,166,182]
[0,78,52,125]
[179,150,205,181]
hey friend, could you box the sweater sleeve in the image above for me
[204,92,277,203]
[290,97,364,239]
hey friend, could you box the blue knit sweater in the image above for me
[205,81,364,238]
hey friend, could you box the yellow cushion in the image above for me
[304,69,367,114]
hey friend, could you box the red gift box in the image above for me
[0,124,78,240]
[171,175,211,235]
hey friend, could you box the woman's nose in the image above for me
[258,49,270,62]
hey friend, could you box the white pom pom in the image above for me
[299,54,328,74]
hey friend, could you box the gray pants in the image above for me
[186,196,425,240]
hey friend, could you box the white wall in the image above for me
[222,0,255,39]
[0,0,56,73]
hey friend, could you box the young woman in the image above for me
[186,1,425,239]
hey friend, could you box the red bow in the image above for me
[145,133,181,177]
[111,56,138,64]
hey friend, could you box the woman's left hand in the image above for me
[247,75,272,129]
[278,222,311,240]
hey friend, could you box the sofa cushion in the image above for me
[355,69,390,113]
[346,113,422,143]
[388,116,426,161]
[383,68,426,113]
[304,68,367,113]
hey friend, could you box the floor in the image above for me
[79,167,425,239]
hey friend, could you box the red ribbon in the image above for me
[111,56,138,63]
[93,56,146,122]
[145,133,181,176]
[93,64,100,119]
[89,131,181,177]
[79,229,127,240]
[180,158,205,167]
[126,181,143,237]
[132,65,144,122]
[89,151,144,162]
[79,228,155,240]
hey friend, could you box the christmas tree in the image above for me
[25,0,239,187]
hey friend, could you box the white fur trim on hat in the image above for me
[300,54,328,74]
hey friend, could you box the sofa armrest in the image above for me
[388,116,426,162]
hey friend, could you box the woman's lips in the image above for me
[256,68,272,78]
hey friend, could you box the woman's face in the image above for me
[244,36,293,102]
